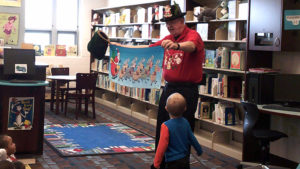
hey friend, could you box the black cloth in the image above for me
[165,155,190,169]
[155,82,199,169]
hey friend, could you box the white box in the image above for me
[194,6,201,21]
[228,21,237,41]
[238,3,248,19]
[147,7,152,23]
[142,24,150,39]
[137,8,146,23]
[160,23,169,38]
[197,23,208,40]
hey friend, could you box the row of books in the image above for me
[21,43,77,57]
[91,58,109,73]
[96,74,162,105]
[199,74,243,99]
[205,48,245,70]
[195,100,242,126]
[43,45,77,56]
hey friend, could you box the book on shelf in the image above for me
[219,47,230,69]
[147,7,152,23]
[196,23,208,41]
[211,78,219,96]
[224,107,235,125]
[141,24,150,39]
[67,45,77,56]
[55,45,67,56]
[205,49,216,68]
[230,50,245,70]
[200,102,211,119]
[33,44,42,56]
[0,38,4,58]
[44,45,55,56]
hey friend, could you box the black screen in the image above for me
[274,74,300,105]
[3,48,35,79]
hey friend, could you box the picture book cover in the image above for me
[8,97,34,130]
[205,49,216,68]
[230,50,245,70]
[55,45,66,56]
[44,45,55,56]
[0,38,4,58]
[33,44,42,56]
[67,45,77,56]
[0,13,19,45]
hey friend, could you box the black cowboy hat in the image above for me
[87,30,110,60]
[160,3,186,22]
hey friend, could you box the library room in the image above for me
[0,0,299,168]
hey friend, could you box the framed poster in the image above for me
[8,97,34,130]
[0,13,19,45]
[0,0,21,7]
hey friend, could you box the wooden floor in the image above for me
[24,101,240,169]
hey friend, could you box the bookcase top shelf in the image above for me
[186,19,247,24]
[203,67,246,74]
[93,0,170,12]
[199,93,241,103]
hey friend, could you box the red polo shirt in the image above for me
[149,26,204,83]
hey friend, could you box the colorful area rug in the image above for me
[44,123,155,157]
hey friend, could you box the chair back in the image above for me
[51,67,69,75]
[75,73,98,93]
[242,102,270,136]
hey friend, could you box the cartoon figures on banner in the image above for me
[2,16,17,44]
[144,55,154,78]
[118,58,129,80]
[150,60,161,84]
[132,58,145,81]
[11,101,29,129]
[110,48,120,78]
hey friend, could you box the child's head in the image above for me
[0,160,15,169]
[13,161,25,169]
[165,93,187,118]
[0,135,16,156]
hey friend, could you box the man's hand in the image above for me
[161,40,178,50]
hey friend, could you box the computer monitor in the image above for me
[274,74,300,106]
[3,48,36,80]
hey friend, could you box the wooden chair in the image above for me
[50,67,70,112]
[64,73,98,119]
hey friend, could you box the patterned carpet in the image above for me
[26,101,240,169]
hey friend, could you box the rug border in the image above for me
[44,122,155,157]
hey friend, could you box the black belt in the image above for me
[166,82,198,88]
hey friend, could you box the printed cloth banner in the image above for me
[109,45,164,89]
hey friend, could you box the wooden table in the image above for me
[47,75,76,114]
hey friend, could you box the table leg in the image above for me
[56,80,60,114]
[50,81,55,111]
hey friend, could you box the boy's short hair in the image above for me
[166,93,186,117]
[13,161,25,169]
[0,134,9,149]
[0,160,15,169]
